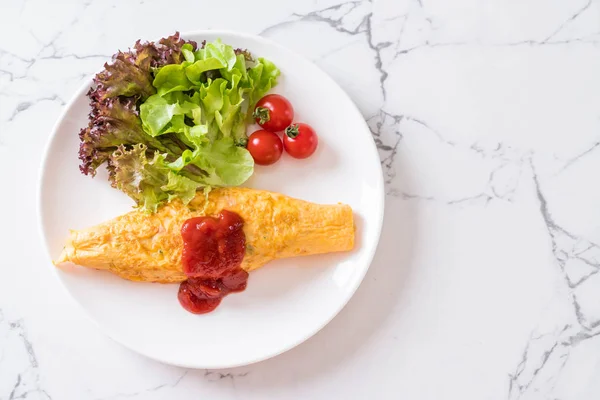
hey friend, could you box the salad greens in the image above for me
[79,33,279,211]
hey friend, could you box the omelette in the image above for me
[55,187,355,282]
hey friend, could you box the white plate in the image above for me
[38,31,384,369]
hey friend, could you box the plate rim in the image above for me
[37,29,385,369]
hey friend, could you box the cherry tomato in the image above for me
[253,94,294,132]
[283,123,318,159]
[247,130,283,165]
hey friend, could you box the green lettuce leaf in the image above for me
[181,43,195,64]
[248,58,280,108]
[153,64,194,95]
[166,137,254,187]
[203,39,237,71]
[109,144,203,212]
[162,170,201,204]
[190,138,254,186]
[139,93,202,136]
[185,58,225,84]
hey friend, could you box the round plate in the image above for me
[38,31,384,369]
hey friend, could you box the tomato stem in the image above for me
[285,124,300,138]
[252,107,270,125]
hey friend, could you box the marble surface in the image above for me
[1,0,600,398]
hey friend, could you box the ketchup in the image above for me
[177,210,248,314]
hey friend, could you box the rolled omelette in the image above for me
[55,187,355,283]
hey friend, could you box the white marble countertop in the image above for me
[2,0,600,398]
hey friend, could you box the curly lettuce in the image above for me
[78,33,279,211]
[109,144,202,212]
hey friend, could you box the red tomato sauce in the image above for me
[177,210,248,314]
